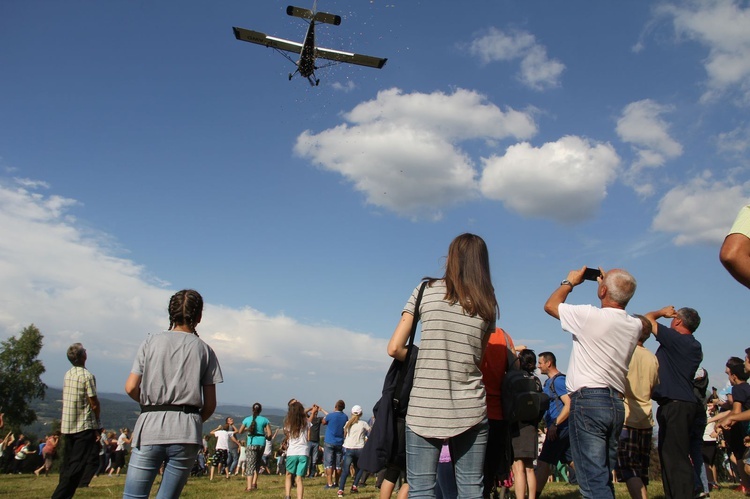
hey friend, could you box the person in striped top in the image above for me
[388,233,497,499]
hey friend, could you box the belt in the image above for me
[575,387,623,399]
[140,404,200,414]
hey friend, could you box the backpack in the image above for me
[547,372,566,414]
[502,365,549,424]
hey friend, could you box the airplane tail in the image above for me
[286,5,341,26]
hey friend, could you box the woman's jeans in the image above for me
[406,419,488,499]
[338,447,363,490]
[568,388,624,499]
[123,444,201,499]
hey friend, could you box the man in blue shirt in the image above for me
[645,305,703,499]
[534,351,572,497]
[322,400,348,489]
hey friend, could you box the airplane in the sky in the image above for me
[233,3,387,86]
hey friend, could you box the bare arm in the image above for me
[544,266,586,320]
[644,306,677,335]
[88,396,101,420]
[720,233,750,289]
[125,373,141,402]
[387,312,414,361]
[201,384,217,423]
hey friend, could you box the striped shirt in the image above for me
[404,280,494,439]
[61,366,99,434]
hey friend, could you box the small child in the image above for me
[284,401,311,499]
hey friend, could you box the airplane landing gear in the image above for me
[315,79,320,86]
[288,73,293,81]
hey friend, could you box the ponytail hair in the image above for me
[249,402,262,435]
[344,413,360,435]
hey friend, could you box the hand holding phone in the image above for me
[583,267,602,281]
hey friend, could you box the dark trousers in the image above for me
[657,400,700,499]
[482,419,512,498]
[51,429,99,499]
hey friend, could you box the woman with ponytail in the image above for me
[237,402,272,491]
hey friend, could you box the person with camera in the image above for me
[544,266,641,499]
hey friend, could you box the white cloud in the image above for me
[718,123,750,156]
[651,173,750,245]
[466,28,565,90]
[330,80,356,93]
[616,99,683,195]
[0,179,391,411]
[479,136,621,223]
[659,0,750,103]
[293,87,537,219]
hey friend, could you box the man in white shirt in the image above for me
[544,267,641,499]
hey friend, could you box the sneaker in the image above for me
[338,490,344,497]
[324,484,334,489]
[350,486,358,493]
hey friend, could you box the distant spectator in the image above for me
[306,404,326,478]
[284,401,312,499]
[108,428,131,477]
[322,400,348,489]
[511,349,542,499]
[35,431,61,477]
[338,405,370,496]
[237,402,272,491]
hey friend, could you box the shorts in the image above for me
[538,424,572,466]
[324,443,343,470]
[245,445,264,475]
[615,426,652,484]
[212,448,228,466]
[702,441,717,465]
[511,423,538,460]
[286,455,309,476]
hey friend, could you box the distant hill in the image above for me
[23,388,287,441]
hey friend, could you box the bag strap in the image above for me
[394,281,428,407]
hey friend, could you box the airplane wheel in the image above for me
[288,73,293,81]
[315,79,320,86]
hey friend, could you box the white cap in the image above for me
[351,405,363,415]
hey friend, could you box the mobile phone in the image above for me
[583,267,602,281]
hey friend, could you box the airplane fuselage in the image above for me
[297,21,316,78]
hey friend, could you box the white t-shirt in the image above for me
[342,420,370,449]
[286,422,312,457]
[559,303,641,395]
[215,430,230,450]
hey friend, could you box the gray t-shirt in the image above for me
[130,330,223,447]
[404,280,494,439]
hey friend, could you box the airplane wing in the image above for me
[233,27,303,55]
[315,46,387,69]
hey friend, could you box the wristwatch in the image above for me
[560,279,573,289]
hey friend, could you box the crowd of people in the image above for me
[10,205,750,499]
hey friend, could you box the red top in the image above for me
[480,328,515,420]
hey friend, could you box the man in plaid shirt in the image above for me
[51,343,101,499]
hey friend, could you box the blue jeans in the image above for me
[690,409,708,494]
[406,419,488,499]
[123,444,201,499]
[568,388,624,499]
[306,441,319,477]
[324,443,343,470]
[338,447,364,490]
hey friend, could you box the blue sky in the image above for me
[2,0,750,417]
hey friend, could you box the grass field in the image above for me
[1,473,749,499]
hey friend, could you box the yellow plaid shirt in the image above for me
[61,366,99,434]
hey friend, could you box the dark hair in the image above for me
[729,363,750,381]
[538,351,556,367]
[745,347,750,360]
[66,343,86,366]
[677,307,701,333]
[432,233,497,323]
[284,401,307,439]
[249,402,262,435]
[168,289,204,333]
[727,357,743,369]
[518,349,536,373]
[335,400,345,411]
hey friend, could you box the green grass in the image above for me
[0,473,747,498]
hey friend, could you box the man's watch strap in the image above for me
[560,279,574,289]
